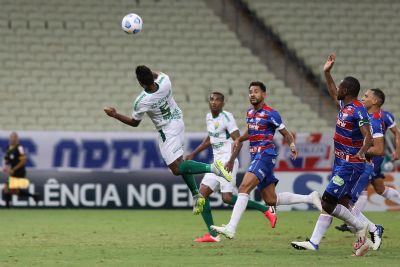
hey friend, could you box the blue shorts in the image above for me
[350,163,373,203]
[325,159,365,200]
[247,152,279,191]
[371,156,385,180]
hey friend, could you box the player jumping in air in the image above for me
[291,53,374,256]
[210,81,322,239]
[104,65,232,215]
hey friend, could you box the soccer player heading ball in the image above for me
[104,65,232,215]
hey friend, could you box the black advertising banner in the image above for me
[0,170,246,209]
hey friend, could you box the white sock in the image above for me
[381,187,400,205]
[276,192,312,205]
[310,214,333,245]
[227,193,249,233]
[350,206,376,233]
[331,204,364,230]
[354,191,368,212]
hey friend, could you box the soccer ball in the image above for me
[383,161,394,172]
[121,13,143,34]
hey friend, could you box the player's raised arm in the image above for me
[324,53,340,107]
[185,136,211,160]
[104,106,141,127]
[278,128,298,160]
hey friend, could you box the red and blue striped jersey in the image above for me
[370,110,385,139]
[334,100,369,162]
[369,109,385,168]
[246,104,285,157]
[382,110,396,133]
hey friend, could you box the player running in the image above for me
[188,92,274,243]
[335,88,399,248]
[210,81,322,239]
[332,88,386,250]
[291,53,373,256]
[104,65,232,215]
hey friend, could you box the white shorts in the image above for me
[158,119,185,165]
[201,158,238,193]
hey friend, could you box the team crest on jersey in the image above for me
[340,112,349,120]
[214,121,219,130]
[341,106,355,119]
[258,111,267,118]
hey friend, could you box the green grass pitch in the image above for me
[0,210,399,266]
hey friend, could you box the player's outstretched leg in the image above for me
[228,194,275,228]
[194,199,220,242]
[3,191,11,208]
[276,191,322,212]
[291,239,319,251]
[19,189,40,203]
[353,239,373,256]
[291,213,332,251]
[350,205,384,250]
[380,186,400,205]
[263,206,277,228]
[211,160,232,182]
[335,223,353,232]
[178,160,232,182]
[370,225,384,250]
[210,225,235,239]
[211,193,250,239]
[192,193,206,215]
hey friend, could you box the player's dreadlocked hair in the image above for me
[370,88,385,106]
[342,76,360,97]
[136,65,154,87]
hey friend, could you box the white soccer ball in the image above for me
[121,13,143,34]
[383,161,394,172]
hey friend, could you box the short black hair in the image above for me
[249,81,266,92]
[210,91,225,101]
[370,88,385,106]
[135,65,154,86]
[342,76,360,97]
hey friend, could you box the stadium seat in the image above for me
[244,0,400,118]
[0,0,331,132]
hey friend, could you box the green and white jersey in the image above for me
[206,110,239,160]
[132,73,183,131]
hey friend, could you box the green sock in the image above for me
[178,160,211,174]
[181,174,199,196]
[201,199,218,237]
[230,195,268,213]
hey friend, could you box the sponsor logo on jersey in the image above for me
[332,175,344,186]
[248,124,259,130]
[336,118,349,128]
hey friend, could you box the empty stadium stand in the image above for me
[244,0,400,118]
[0,0,331,132]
